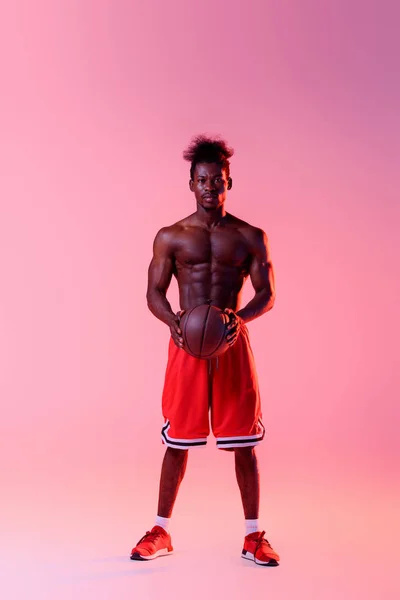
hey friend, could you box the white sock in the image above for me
[245,519,260,536]
[155,515,170,532]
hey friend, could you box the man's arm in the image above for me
[146,227,184,348]
[226,228,275,344]
[237,228,275,323]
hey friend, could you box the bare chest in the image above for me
[174,227,249,268]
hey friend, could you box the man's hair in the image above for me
[183,135,234,180]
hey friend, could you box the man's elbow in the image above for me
[146,287,164,311]
[146,288,156,311]
[266,290,276,311]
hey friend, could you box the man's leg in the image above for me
[130,447,188,560]
[234,446,260,519]
[157,447,189,517]
[234,446,280,565]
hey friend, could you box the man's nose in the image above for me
[205,180,216,191]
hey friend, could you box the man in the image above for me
[130,136,279,566]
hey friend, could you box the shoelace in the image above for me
[136,529,163,545]
[255,531,273,551]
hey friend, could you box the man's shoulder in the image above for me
[174,213,198,229]
[228,213,267,241]
[154,215,194,244]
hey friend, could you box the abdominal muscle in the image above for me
[176,267,246,312]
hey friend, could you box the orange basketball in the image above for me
[180,304,230,359]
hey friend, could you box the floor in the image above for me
[2,448,399,600]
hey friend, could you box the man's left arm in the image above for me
[225,228,275,345]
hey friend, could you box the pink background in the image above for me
[1,1,399,598]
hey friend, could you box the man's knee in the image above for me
[234,446,256,461]
[165,447,188,461]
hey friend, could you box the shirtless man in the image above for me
[130,136,280,566]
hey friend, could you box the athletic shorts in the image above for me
[161,325,265,450]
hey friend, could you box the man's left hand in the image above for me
[224,308,244,347]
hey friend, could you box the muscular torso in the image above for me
[170,213,254,311]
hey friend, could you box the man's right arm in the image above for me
[146,227,184,348]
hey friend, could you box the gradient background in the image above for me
[1,1,399,598]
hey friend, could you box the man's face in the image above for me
[190,162,232,210]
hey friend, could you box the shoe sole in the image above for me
[242,551,279,567]
[130,548,173,561]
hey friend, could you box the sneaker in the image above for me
[130,526,173,561]
[242,530,280,566]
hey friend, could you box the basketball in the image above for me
[180,304,230,359]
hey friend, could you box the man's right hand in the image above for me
[169,311,185,349]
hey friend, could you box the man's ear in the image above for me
[189,179,194,191]
[227,177,233,190]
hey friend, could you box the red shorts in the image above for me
[161,325,265,450]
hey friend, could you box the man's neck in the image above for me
[195,205,227,229]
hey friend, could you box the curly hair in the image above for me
[183,135,234,180]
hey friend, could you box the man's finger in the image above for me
[173,319,182,333]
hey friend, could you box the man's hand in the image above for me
[224,308,243,347]
[169,310,185,349]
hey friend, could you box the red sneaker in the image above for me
[130,526,173,561]
[242,530,280,566]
